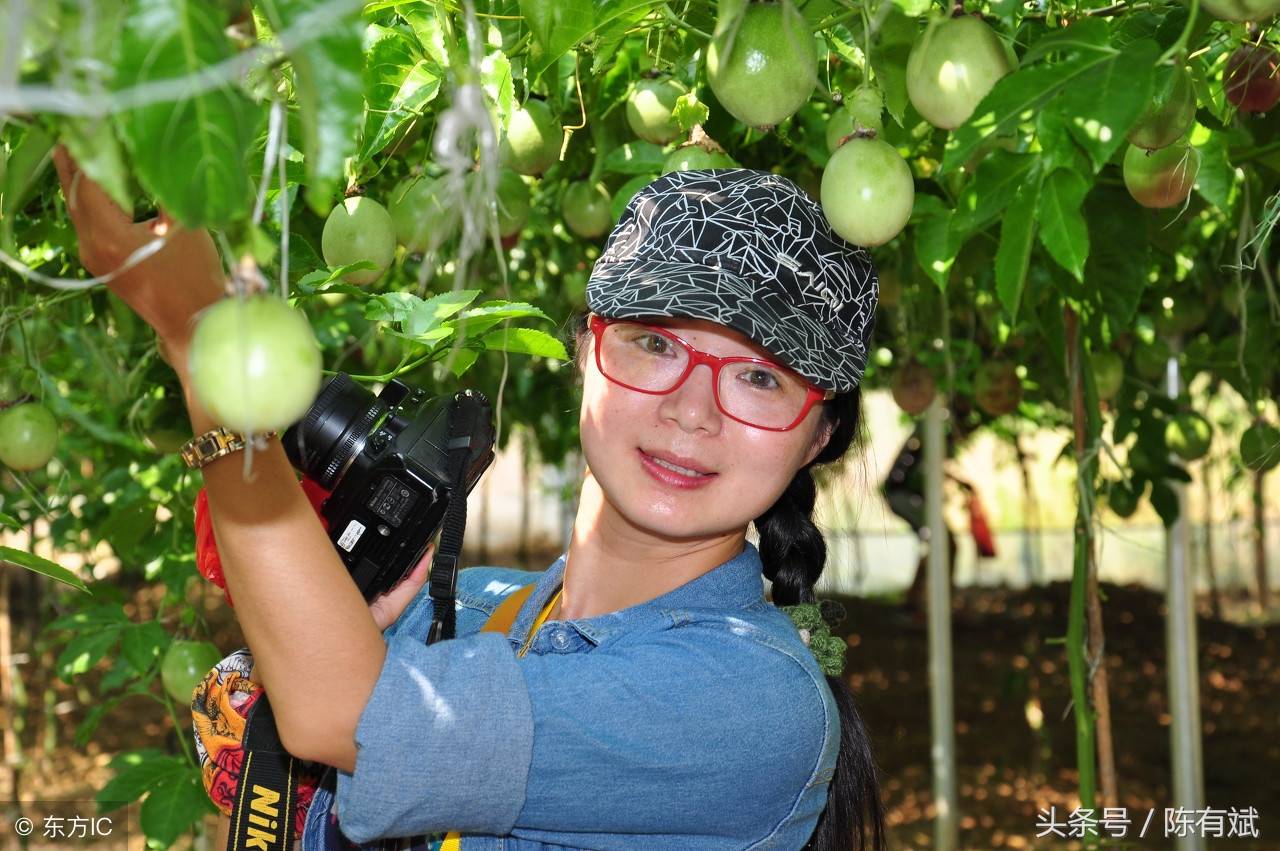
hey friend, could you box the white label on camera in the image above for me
[337,520,366,552]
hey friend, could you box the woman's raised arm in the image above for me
[53,148,405,770]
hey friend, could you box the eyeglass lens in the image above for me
[598,323,810,429]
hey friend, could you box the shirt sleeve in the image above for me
[332,623,834,847]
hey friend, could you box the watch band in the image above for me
[179,427,278,470]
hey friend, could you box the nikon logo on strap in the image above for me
[229,696,298,851]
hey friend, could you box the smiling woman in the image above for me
[56,150,884,851]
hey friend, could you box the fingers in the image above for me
[52,145,133,238]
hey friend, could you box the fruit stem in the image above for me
[1156,0,1198,65]
[660,4,712,39]
[951,0,966,16]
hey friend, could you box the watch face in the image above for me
[198,437,220,456]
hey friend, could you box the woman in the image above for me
[55,154,885,850]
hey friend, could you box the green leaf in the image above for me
[672,91,709,132]
[443,348,480,377]
[57,628,122,682]
[97,750,184,807]
[1,123,55,249]
[407,290,483,336]
[0,546,89,592]
[1052,39,1158,172]
[520,0,594,78]
[995,176,1041,320]
[951,151,1037,237]
[482,49,516,128]
[942,48,1129,174]
[0,512,18,529]
[1018,18,1111,67]
[481,328,569,359]
[1085,186,1149,332]
[100,501,158,563]
[60,119,132,213]
[1194,131,1235,211]
[1036,169,1091,282]
[45,604,129,634]
[911,196,959,289]
[357,29,442,162]
[139,765,213,847]
[870,43,912,127]
[121,622,169,675]
[114,0,263,228]
[260,0,364,213]
[602,142,666,175]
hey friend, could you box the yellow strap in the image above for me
[441,582,549,850]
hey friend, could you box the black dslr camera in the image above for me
[282,373,496,602]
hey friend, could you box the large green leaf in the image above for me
[520,0,594,77]
[139,765,213,847]
[481,327,569,359]
[113,0,263,228]
[0,546,89,592]
[1037,168,1091,282]
[995,176,1041,321]
[1052,39,1159,172]
[260,0,364,214]
[57,628,122,682]
[97,750,185,807]
[1085,186,1149,332]
[911,195,959,290]
[357,28,443,163]
[951,151,1037,238]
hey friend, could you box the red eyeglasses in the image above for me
[588,315,833,431]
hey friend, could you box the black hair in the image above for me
[573,314,885,850]
[755,389,885,851]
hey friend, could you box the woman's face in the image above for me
[578,316,833,542]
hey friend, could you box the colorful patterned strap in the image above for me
[193,582,542,849]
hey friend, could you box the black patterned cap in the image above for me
[586,168,878,393]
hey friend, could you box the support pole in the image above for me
[924,396,958,851]
[1165,349,1205,851]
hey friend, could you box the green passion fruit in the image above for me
[1092,350,1124,401]
[1200,0,1280,21]
[707,2,818,129]
[1133,337,1172,381]
[1123,143,1199,209]
[1165,412,1213,461]
[626,77,688,145]
[500,100,561,176]
[1240,422,1280,472]
[820,136,914,248]
[492,170,532,238]
[322,196,396,285]
[663,145,738,173]
[0,402,59,471]
[1107,480,1141,518]
[562,182,613,239]
[906,15,1014,131]
[161,640,222,704]
[1127,66,1197,150]
[389,176,453,254]
[188,296,323,434]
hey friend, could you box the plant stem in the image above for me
[1157,0,1199,65]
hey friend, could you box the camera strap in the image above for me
[426,391,484,646]
[226,693,299,851]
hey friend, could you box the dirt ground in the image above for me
[8,573,1278,850]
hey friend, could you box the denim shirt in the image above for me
[301,543,839,850]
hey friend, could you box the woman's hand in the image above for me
[367,544,435,632]
[52,147,226,350]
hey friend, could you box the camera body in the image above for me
[282,374,496,601]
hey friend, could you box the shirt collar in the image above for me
[506,542,766,650]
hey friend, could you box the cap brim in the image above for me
[586,259,865,393]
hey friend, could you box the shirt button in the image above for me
[551,630,571,650]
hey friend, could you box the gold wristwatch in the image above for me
[179,427,278,470]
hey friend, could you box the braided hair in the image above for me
[755,389,886,851]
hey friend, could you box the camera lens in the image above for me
[283,374,387,488]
